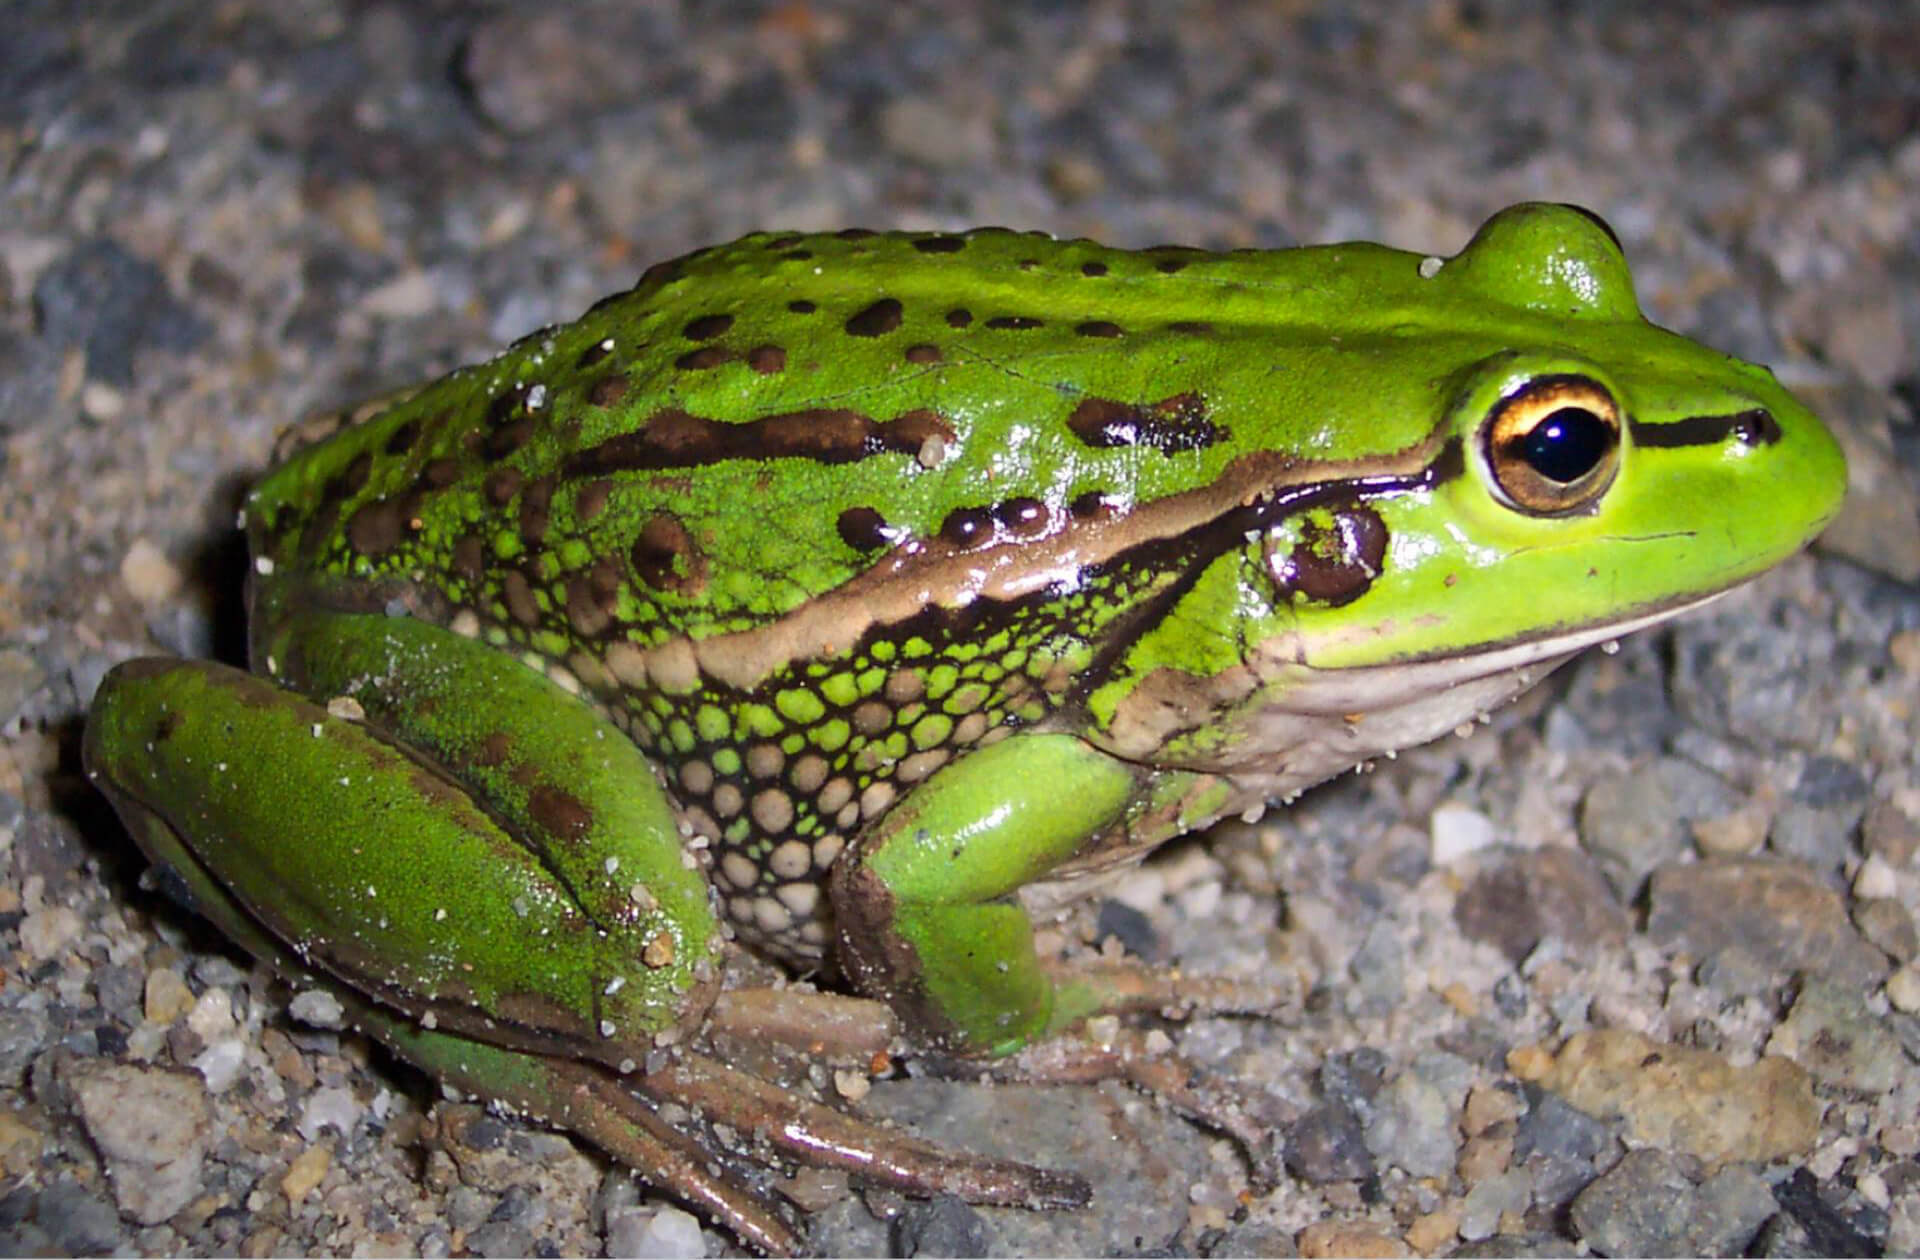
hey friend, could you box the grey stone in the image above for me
[1204,1219,1300,1257]
[446,1184,494,1233]
[1457,846,1628,963]
[0,329,61,438]
[1285,1101,1374,1184]
[1580,765,1688,899]
[1515,1092,1618,1210]
[894,1194,989,1258]
[1776,977,1906,1093]
[0,1007,50,1089]
[33,1180,126,1256]
[32,238,209,386]
[1648,859,1888,988]
[1570,1148,1698,1256]
[1696,946,1781,1000]
[1345,918,1407,1015]
[1769,803,1855,870]
[1459,1169,1533,1241]
[1690,1166,1780,1255]
[1364,1057,1466,1179]
[463,1220,533,1259]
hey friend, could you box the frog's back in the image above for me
[251,228,1429,645]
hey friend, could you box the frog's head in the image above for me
[1098,204,1847,789]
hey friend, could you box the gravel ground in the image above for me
[2,2,1918,1256]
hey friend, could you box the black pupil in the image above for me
[1522,408,1610,483]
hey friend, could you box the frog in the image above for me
[84,203,1846,1253]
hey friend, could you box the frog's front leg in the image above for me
[832,732,1281,1056]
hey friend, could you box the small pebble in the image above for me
[186,987,235,1042]
[69,1060,210,1225]
[297,1085,362,1142]
[144,968,195,1024]
[1886,965,1920,1014]
[1853,854,1900,901]
[118,538,182,606]
[1430,801,1498,865]
[17,906,82,961]
[192,1038,248,1093]
[606,1204,705,1259]
[288,988,347,1028]
[282,1143,330,1204]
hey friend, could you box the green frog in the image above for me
[84,204,1845,1252]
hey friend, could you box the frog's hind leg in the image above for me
[366,997,1091,1256]
[356,1001,811,1256]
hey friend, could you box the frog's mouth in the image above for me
[1100,588,1730,794]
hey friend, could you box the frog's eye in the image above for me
[1481,375,1621,516]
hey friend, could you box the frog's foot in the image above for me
[385,997,1089,1258]
[985,1025,1293,1186]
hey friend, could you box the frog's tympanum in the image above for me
[86,205,1845,1252]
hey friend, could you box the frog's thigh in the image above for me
[91,612,721,1064]
[833,732,1137,1056]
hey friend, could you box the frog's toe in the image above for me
[534,1059,807,1255]
[968,1025,1295,1190]
[639,1046,1093,1211]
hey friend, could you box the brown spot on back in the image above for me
[845,298,904,337]
[683,314,734,341]
[1069,490,1118,520]
[787,299,816,314]
[912,235,966,254]
[1080,261,1109,277]
[562,407,956,475]
[519,476,554,544]
[575,339,612,368]
[631,513,707,595]
[996,497,1048,537]
[945,308,972,328]
[337,452,374,499]
[746,345,787,374]
[1168,320,1213,334]
[345,498,406,556]
[484,467,524,506]
[904,343,942,364]
[1066,392,1224,455]
[418,457,461,489]
[383,420,420,455]
[675,346,735,371]
[587,375,630,407]
[483,418,534,460]
[837,506,892,551]
[1075,320,1123,338]
[529,785,594,844]
[939,506,993,549]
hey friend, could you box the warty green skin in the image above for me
[83,204,1847,1239]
